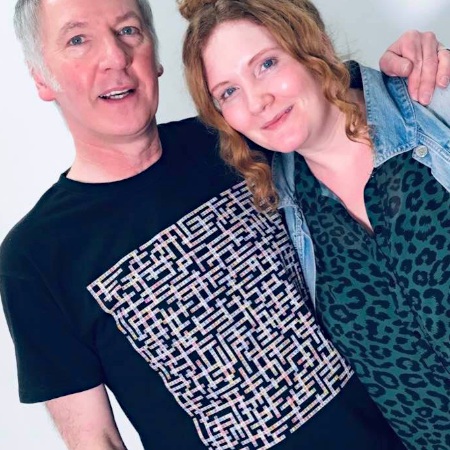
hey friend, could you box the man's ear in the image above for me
[30,67,57,102]
[157,64,164,77]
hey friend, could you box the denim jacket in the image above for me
[272,62,450,304]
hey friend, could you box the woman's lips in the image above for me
[262,106,293,130]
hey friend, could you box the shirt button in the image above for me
[415,145,428,158]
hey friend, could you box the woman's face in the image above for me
[203,19,338,153]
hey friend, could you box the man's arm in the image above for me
[46,384,127,450]
[379,30,450,105]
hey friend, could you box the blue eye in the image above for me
[68,35,84,46]
[222,86,237,100]
[119,26,139,36]
[262,58,276,70]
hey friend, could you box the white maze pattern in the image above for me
[88,182,353,449]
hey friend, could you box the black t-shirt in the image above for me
[0,118,405,449]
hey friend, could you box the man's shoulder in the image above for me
[158,115,210,132]
[0,185,61,270]
[1,216,38,276]
[158,116,219,147]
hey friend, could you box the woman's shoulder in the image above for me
[427,86,450,126]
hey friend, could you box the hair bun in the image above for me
[177,0,217,20]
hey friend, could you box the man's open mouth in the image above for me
[99,89,135,100]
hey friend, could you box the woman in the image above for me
[178,0,450,448]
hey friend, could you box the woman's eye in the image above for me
[68,35,84,46]
[262,58,276,70]
[222,87,237,100]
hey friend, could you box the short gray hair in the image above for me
[14,0,159,79]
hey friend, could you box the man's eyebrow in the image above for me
[57,11,143,41]
[58,21,88,40]
[114,11,143,26]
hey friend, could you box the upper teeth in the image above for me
[100,90,131,99]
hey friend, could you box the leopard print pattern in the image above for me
[295,151,450,450]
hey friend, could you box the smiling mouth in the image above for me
[263,106,293,129]
[99,89,135,100]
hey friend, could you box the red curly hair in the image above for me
[179,0,368,211]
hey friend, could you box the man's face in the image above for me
[35,0,161,144]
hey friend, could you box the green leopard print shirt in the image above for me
[294,150,450,450]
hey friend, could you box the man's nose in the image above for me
[98,35,131,71]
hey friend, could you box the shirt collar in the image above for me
[349,61,419,166]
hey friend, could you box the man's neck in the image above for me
[66,127,162,183]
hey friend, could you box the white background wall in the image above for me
[0,0,449,448]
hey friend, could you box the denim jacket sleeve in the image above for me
[272,152,317,305]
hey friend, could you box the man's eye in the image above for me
[68,35,84,46]
[119,26,139,36]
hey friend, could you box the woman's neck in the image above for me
[298,88,375,232]
[297,88,369,176]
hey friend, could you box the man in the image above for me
[1,0,449,448]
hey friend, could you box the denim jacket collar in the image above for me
[352,61,419,166]
[272,61,450,304]
[273,62,450,206]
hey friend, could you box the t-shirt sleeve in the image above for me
[0,237,104,404]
